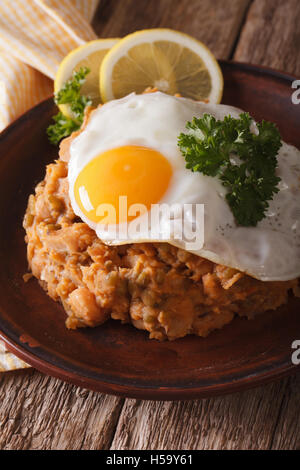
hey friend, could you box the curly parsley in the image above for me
[178,112,282,226]
[47,67,91,145]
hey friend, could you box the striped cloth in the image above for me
[0,0,99,132]
[0,0,100,371]
[0,341,31,372]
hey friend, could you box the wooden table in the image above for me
[0,0,299,450]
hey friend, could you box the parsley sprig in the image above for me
[47,67,91,145]
[178,113,282,226]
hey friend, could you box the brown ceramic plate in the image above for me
[0,61,299,400]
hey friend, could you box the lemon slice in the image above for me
[100,29,223,104]
[55,38,119,119]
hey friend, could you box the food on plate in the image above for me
[99,28,223,103]
[24,30,299,341]
[48,37,118,145]
[47,67,91,144]
[23,158,297,340]
[178,112,282,227]
[47,29,223,145]
[54,38,119,118]
[64,92,300,281]
[24,92,300,340]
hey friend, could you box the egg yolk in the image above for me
[74,145,173,225]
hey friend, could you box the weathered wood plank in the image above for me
[93,0,251,59]
[270,374,300,450]
[0,370,123,450]
[111,376,299,450]
[234,0,300,75]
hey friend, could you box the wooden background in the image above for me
[1,0,300,450]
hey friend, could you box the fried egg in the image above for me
[67,92,300,281]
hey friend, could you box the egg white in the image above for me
[68,92,300,281]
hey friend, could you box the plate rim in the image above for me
[1,329,298,400]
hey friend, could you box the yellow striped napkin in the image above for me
[0,0,99,131]
[0,0,100,371]
[0,341,31,372]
